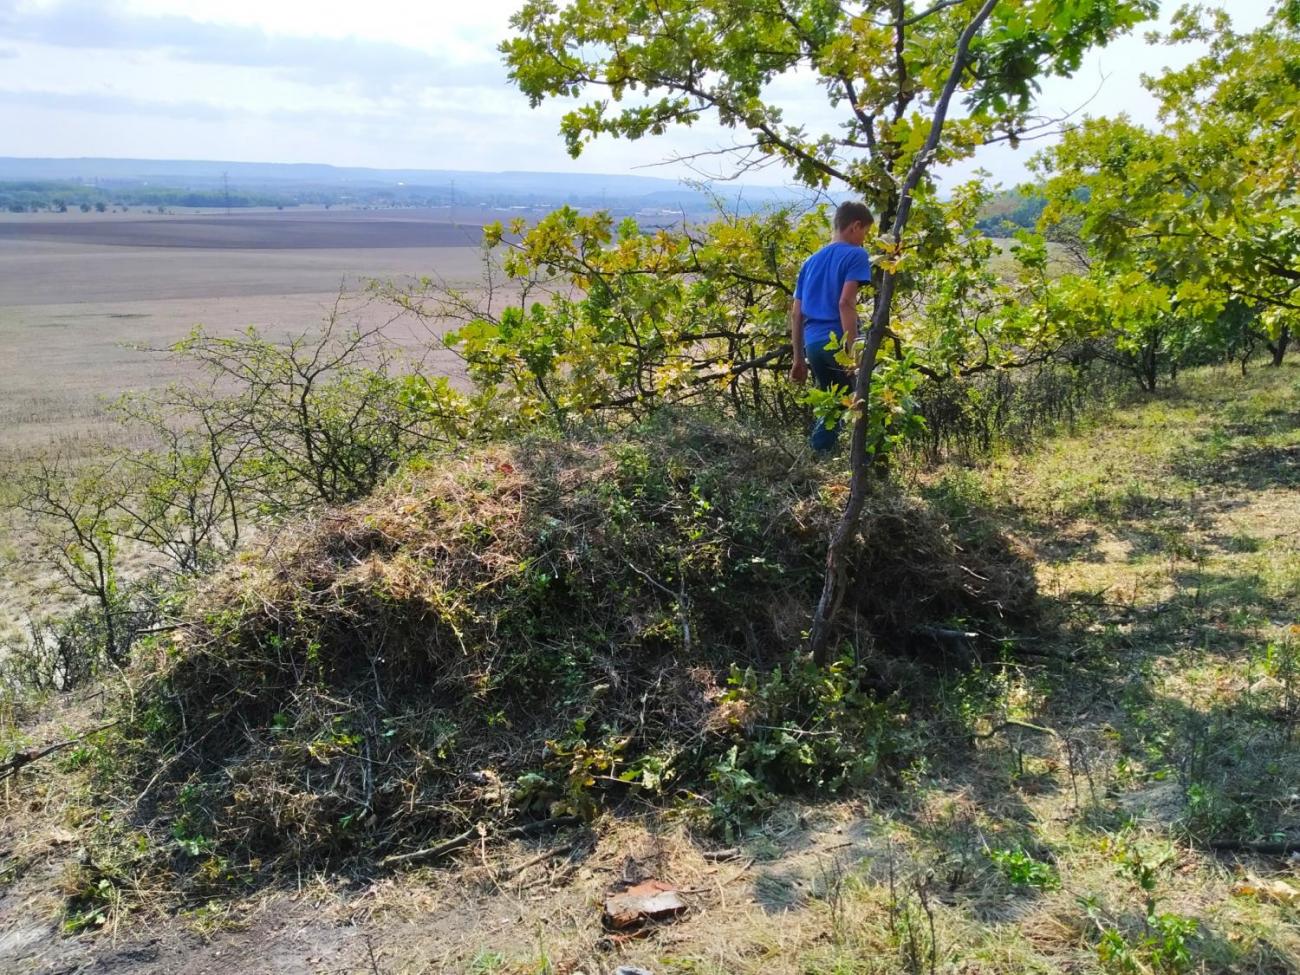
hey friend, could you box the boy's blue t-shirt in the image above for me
[794,241,873,351]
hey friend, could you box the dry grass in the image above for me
[3,365,1299,974]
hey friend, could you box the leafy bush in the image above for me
[709,659,898,834]
[5,315,466,692]
[1098,913,1199,975]
[0,581,164,693]
[987,846,1060,890]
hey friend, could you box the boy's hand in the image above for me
[789,359,808,384]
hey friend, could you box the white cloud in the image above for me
[122,0,521,56]
[0,0,504,93]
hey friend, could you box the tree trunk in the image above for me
[1268,324,1291,367]
[808,283,896,661]
[809,0,999,664]
[1135,333,1160,392]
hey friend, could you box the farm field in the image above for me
[0,206,501,251]
[0,209,492,455]
[0,208,497,642]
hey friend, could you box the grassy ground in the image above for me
[1,364,1297,974]
[572,362,1300,975]
[865,362,1300,974]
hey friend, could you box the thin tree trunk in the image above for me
[1143,334,1159,392]
[809,0,1000,664]
[1269,324,1290,367]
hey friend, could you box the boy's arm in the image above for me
[838,281,861,354]
[789,298,807,383]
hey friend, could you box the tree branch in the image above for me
[0,722,120,783]
[810,0,1001,663]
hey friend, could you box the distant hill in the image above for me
[975,187,1047,235]
[2,157,1041,228]
[0,157,810,214]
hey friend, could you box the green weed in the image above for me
[987,847,1060,890]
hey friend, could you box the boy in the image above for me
[788,201,874,452]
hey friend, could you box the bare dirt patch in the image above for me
[0,209,490,251]
[0,792,882,975]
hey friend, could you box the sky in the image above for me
[0,0,1278,191]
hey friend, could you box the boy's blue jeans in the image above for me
[806,340,853,453]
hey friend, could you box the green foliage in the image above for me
[497,0,1155,544]
[804,341,928,458]
[4,460,165,688]
[503,0,1153,205]
[1182,781,1252,842]
[5,314,471,691]
[1077,835,1202,973]
[987,846,1060,890]
[156,318,468,512]
[59,824,156,935]
[1098,912,1199,975]
[975,189,1047,235]
[403,178,1108,465]
[722,659,893,792]
[0,605,144,693]
[62,875,122,934]
[709,658,897,833]
[1036,4,1300,374]
[431,205,819,427]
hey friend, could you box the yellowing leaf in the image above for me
[1232,875,1300,905]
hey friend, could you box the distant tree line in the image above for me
[0,180,297,212]
[0,179,701,215]
[974,189,1048,236]
[1,177,1060,244]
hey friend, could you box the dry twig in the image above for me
[381,815,579,867]
[0,721,119,784]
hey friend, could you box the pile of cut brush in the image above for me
[113,413,1034,874]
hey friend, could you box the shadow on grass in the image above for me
[886,371,1300,970]
[1169,386,1300,491]
[1178,442,1300,492]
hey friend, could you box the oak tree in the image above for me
[502,0,1156,659]
[1037,3,1300,369]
